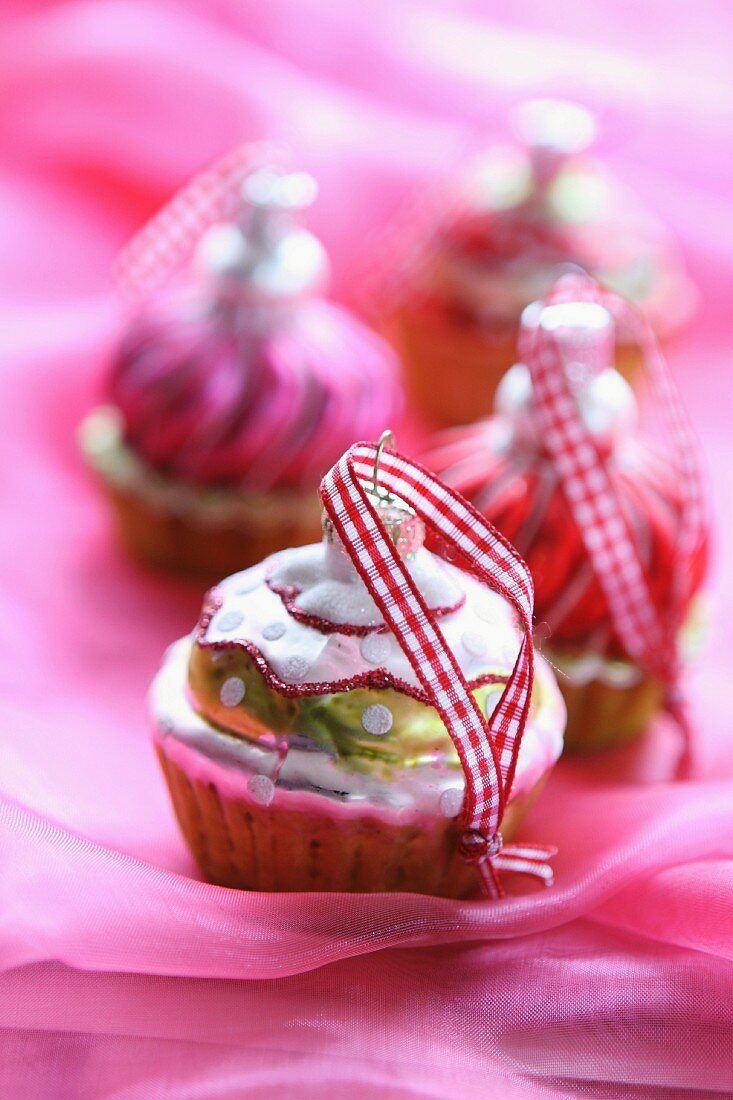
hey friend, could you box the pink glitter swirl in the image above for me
[109,290,402,492]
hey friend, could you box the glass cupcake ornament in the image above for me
[151,433,565,898]
[424,274,708,758]
[80,148,402,578]
[383,99,695,427]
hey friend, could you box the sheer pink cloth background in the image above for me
[1,1,732,1096]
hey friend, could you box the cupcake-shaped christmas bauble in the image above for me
[384,99,694,427]
[424,280,708,753]
[81,157,402,578]
[151,436,565,897]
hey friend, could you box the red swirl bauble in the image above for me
[424,417,708,659]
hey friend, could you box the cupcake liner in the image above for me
[557,672,664,753]
[80,407,323,578]
[391,300,646,428]
[104,480,321,580]
[391,302,517,427]
[613,340,644,385]
[156,735,544,897]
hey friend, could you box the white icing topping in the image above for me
[150,640,566,808]
[281,654,310,683]
[236,570,264,594]
[206,546,522,691]
[268,542,463,628]
[461,630,488,659]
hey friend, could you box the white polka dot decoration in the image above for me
[360,633,392,665]
[262,621,287,641]
[282,655,310,683]
[461,630,488,658]
[247,773,275,807]
[215,609,244,633]
[203,541,523,692]
[439,787,464,819]
[361,704,393,736]
[220,677,246,707]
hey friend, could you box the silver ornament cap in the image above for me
[496,299,637,450]
[196,163,330,304]
[322,431,425,561]
[511,98,597,186]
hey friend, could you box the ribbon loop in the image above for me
[493,843,557,887]
[115,140,284,301]
[320,442,549,898]
[521,273,706,689]
[518,272,707,772]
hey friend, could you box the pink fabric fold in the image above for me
[1,1,732,1095]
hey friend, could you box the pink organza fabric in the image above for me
[1,1,733,1096]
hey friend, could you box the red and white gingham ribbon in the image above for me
[320,441,554,899]
[114,140,283,301]
[520,273,707,737]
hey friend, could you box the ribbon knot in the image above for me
[459,830,556,898]
[458,828,502,863]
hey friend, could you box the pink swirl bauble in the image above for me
[108,290,401,493]
[108,162,402,494]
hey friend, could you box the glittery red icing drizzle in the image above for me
[265,577,465,637]
[194,589,508,704]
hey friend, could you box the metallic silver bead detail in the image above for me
[220,677,246,707]
[247,774,275,807]
[262,621,287,641]
[360,633,392,665]
[322,494,425,560]
[361,704,393,736]
[439,787,464,819]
